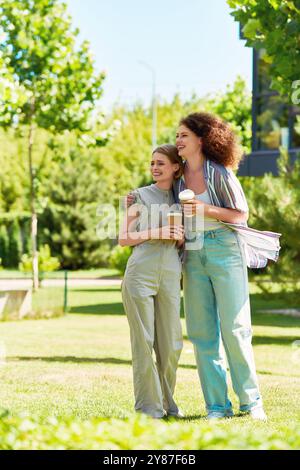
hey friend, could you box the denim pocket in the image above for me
[215,230,238,248]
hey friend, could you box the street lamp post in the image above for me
[138,60,157,149]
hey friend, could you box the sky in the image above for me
[66,0,252,110]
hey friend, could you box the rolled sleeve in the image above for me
[220,170,249,213]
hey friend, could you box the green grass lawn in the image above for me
[0,284,300,449]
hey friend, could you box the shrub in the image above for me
[0,225,9,267]
[108,245,132,275]
[19,244,60,275]
[241,149,300,282]
[7,220,22,268]
[0,411,300,450]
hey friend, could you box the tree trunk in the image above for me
[28,119,39,291]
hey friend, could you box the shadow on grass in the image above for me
[7,355,197,370]
[96,275,121,280]
[256,369,300,378]
[68,287,300,323]
[70,288,121,293]
[166,414,205,421]
[252,335,300,346]
[69,303,125,315]
[182,333,300,346]
[7,357,300,383]
[69,298,185,318]
[169,414,255,421]
[7,356,131,365]
[251,312,300,329]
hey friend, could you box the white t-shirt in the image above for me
[195,190,224,231]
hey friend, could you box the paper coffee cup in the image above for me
[167,211,182,226]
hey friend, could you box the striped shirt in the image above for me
[172,159,281,269]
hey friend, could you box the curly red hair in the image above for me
[179,112,243,170]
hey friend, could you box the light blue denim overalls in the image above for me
[183,190,262,414]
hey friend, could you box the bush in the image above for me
[0,411,300,450]
[108,245,132,275]
[0,225,9,267]
[7,220,22,268]
[241,149,300,282]
[19,244,60,275]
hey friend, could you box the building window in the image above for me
[256,95,289,150]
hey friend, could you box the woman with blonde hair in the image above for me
[120,144,185,419]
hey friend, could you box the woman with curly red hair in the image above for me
[175,112,280,421]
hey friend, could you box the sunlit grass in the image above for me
[0,283,299,448]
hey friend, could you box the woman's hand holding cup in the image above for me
[151,224,184,241]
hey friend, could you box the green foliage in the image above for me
[0,128,29,213]
[206,76,252,153]
[7,219,22,268]
[0,225,9,267]
[39,148,112,270]
[0,49,27,127]
[0,77,251,269]
[0,219,26,268]
[242,149,300,280]
[19,244,60,273]
[97,77,252,204]
[0,0,106,284]
[109,245,132,274]
[0,0,105,131]
[0,411,300,449]
[228,0,300,98]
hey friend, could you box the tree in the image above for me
[7,219,22,267]
[0,77,251,269]
[96,76,251,205]
[206,76,252,153]
[0,128,29,213]
[0,46,27,127]
[40,149,111,269]
[228,0,300,98]
[0,0,105,288]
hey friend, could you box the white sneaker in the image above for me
[167,409,185,419]
[248,406,267,421]
[207,409,234,420]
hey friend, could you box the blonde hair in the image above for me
[152,144,183,179]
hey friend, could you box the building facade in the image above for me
[238,48,300,176]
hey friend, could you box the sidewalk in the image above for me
[0,278,122,289]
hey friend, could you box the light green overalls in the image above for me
[121,184,183,418]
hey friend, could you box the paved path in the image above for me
[0,279,122,289]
